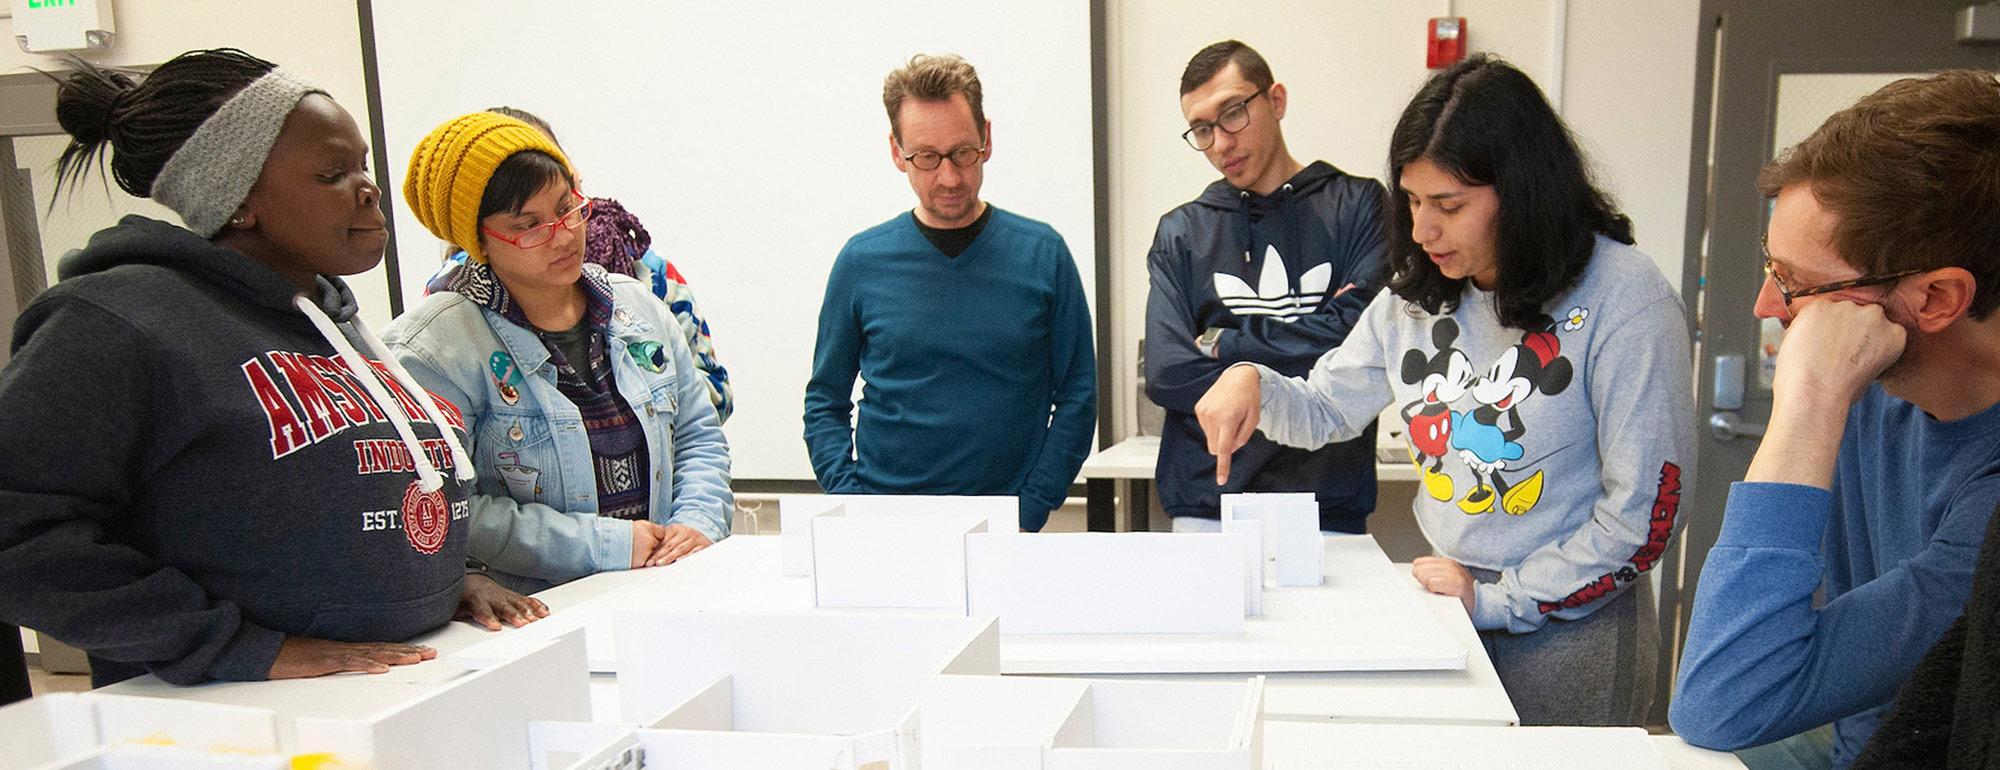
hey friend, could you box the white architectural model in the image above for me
[525,609,1266,770]
[4,692,290,769]
[963,532,1247,634]
[5,633,590,770]
[1221,492,1325,587]
[779,494,1019,577]
[3,496,1495,768]
[918,673,1264,770]
[785,492,1324,631]
[810,509,989,611]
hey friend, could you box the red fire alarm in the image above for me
[1428,17,1467,69]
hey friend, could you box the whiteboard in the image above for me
[369,0,1097,480]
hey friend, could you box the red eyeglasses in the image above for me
[481,190,593,249]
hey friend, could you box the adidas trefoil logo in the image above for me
[1213,245,1331,322]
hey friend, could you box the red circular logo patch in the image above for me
[400,480,450,555]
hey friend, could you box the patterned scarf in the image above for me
[452,261,650,520]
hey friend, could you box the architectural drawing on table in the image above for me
[917,672,1266,770]
[779,494,1019,577]
[5,632,590,770]
[527,609,999,770]
[1221,492,1325,587]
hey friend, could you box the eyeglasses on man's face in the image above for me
[1183,87,1268,151]
[900,143,986,171]
[1760,234,1922,308]
[482,190,593,250]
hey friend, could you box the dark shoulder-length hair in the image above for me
[1384,54,1633,330]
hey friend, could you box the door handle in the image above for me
[1709,412,1767,441]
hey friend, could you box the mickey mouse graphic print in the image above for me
[1250,236,1694,634]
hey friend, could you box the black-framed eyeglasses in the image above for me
[1182,87,1267,151]
[900,143,986,171]
[1761,234,1922,308]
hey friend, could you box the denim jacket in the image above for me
[384,272,732,591]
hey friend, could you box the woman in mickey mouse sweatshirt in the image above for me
[1197,55,1693,726]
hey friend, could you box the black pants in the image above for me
[1,624,31,706]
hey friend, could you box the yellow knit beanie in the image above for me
[402,112,573,264]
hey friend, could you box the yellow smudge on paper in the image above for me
[291,753,363,770]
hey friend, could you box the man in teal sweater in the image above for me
[1671,71,2000,768]
[803,53,1096,531]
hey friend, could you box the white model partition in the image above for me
[780,494,1019,577]
[27,749,294,769]
[1221,492,1324,586]
[963,532,1246,634]
[919,674,1264,770]
[1222,517,1264,615]
[811,510,988,611]
[2,695,91,767]
[2,693,295,770]
[292,631,593,770]
[610,610,999,767]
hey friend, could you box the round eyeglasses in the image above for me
[900,144,986,171]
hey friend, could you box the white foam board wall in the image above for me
[613,611,999,731]
[1221,493,1323,587]
[293,631,592,770]
[964,533,1244,634]
[811,512,986,610]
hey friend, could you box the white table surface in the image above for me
[94,532,1741,769]
[1258,721,1745,769]
[1652,735,1751,769]
[528,534,1519,726]
[1081,435,1420,483]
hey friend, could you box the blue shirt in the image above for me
[1672,385,2000,766]
[803,207,1096,531]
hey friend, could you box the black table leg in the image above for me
[1129,479,1152,532]
[1086,478,1115,532]
[2,624,31,706]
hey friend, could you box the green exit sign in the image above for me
[12,0,114,52]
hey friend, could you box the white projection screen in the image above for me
[368,1,1097,480]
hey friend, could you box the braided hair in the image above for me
[53,48,277,200]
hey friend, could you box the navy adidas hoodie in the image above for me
[0,216,472,685]
[1144,161,1388,531]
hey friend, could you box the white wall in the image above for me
[366,0,1095,482]
[0,0,394,328]
[1101,0,1702,440]
[0,0,1705,477]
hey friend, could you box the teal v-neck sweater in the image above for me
[804,207,1096,530]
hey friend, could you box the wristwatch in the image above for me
[1196,327,1224,358]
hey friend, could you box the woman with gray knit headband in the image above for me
[0,48,544,687]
